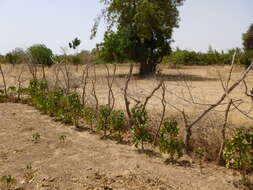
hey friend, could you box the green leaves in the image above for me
[224,127,253,181]
[69,38,81,50]
[109,110,126,141]
[131,104,152,150]
[0,175,16,185]
[95,0,185,73]
[28,44,54,66]
[243,24,253,52]
[159,119,184,161]
[97,105,112,136]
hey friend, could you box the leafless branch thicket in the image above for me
[0,63,7,96]
[105,64,116,110]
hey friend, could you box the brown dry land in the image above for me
[0,64,253,189]
[0,103,239,190]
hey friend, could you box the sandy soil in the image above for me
[0,103,241,190]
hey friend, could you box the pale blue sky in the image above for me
[0,0,252,54]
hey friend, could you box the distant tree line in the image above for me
[0,24,252,67]
[162,46,253,67]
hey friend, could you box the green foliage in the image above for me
[131,104,151,150]
[159,119,184,161]
[109,110,126,141]
[59,135,67,143]
[83,107,97,131]
[24,79,83,126]
[94,0,185,75]
[239,50,253,68]
[0,175,16,188]
[243,24,253,52]
[97,105,112,136]
[28,44,54,66]
[64,92,83,126]
[224,127,253,181]
[47,88,65,117]
[32,132,40,143]
[5,48,25,65]
[69,38,81,50]
[164,48,237,66]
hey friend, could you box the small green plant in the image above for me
[83,107,97,131]
[0,175,16,189]
[59,135,67,143]
[97,105,112,137]
[159,119,184,161]
[131,104,151,150]
[109,110,126,141]
[32,132,40,143]
[65,92,83,126]
[195,147,205,174]
[224,127,253,183]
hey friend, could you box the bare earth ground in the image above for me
[0,103,240,190]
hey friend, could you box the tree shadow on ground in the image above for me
[164,159,192,168]
[111,73,217,82]
[134,149,162,158]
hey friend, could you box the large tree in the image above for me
[92,0,185,76]
[243,24,253,52]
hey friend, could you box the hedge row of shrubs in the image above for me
[0,79,252,182]
[163,48,253,67]
[0,45,95,66]
[2,45,253,67]
[17,79,184,161]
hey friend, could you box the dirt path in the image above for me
[0,103,239,190]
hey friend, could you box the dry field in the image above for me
[0,103,240,189]
[0,63,253,189]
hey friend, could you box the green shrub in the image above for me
[0,175,16,189]
[131,104,152,150]
[239,50,253,68]
[97,105,112,137]
[109,110,126,141]
[83,107,97,131]
[28,44,54,66]
[47,88,65,117]
[5,48,25,65]
[65,92,83,126]
[224,127,253,182]
[159,119,184,161]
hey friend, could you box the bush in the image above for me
[109,110,126,141]
[159,119,184,161]
[163,48,239,66]
[83,107,97,131]
[131,104,152,150]
[5,48,25,65]
[28,44,54,66]
[224,127,253,182]
[97,105,112,137]
[239,50,253,68]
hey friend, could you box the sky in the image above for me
[0,0,252,55]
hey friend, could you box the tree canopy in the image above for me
[28,44,54,66]
[93,0,185,76]
[243,24,253,52]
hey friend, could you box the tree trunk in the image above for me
[184,125,192,154]
[139,61,157,76]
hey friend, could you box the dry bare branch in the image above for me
[124,64,133,119]
[217,99,232,165]
[0,64,7,96]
